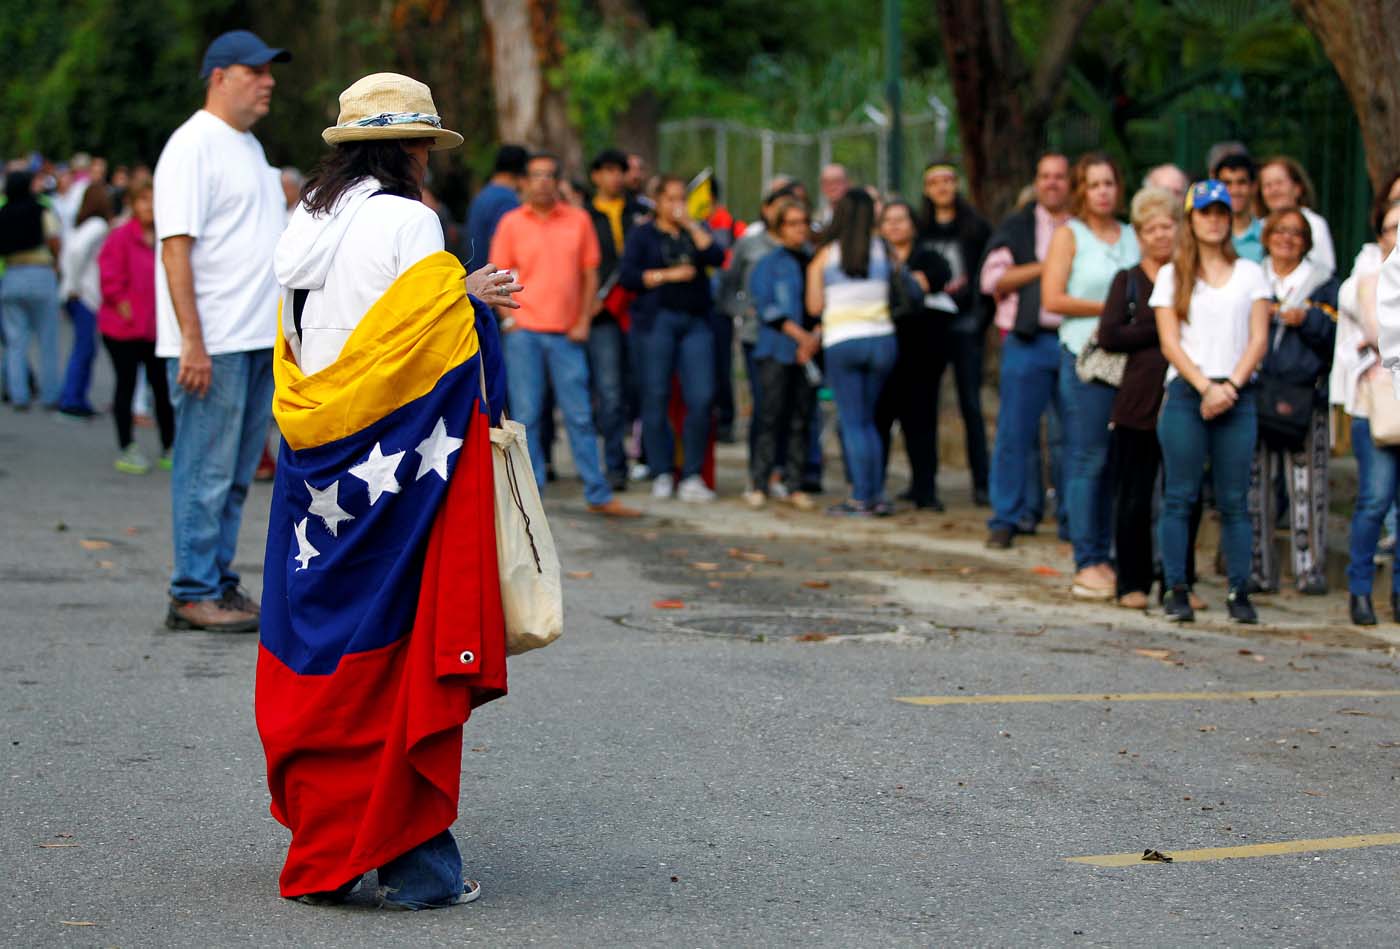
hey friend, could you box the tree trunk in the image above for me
[481,0,582,172]
[934,0,1101,220]
[1293,0,1400,195]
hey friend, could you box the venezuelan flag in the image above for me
[256,252,508,898]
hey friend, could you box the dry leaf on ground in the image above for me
[1031,565,1062,577]
[79,539,111,551]
[728,548,769,563]
[60,921,96,927]
[1301,789,1325,797]
[707,581,723,589]
[691,562,720,571]
[1133,648,1173,661]
[794,632,831,642]
[1337,708,1372,716]
[802,580,831,589]
[38,843,79,849]
[1198,725,1217,732]
[565,570,593,580]
[652,599,685,610]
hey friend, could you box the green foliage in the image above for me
[0,0,230,164]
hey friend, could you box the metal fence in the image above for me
[659,105,952,222]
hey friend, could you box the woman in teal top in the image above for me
[1041,153,1140,600]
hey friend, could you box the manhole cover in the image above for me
[620,610,904,640]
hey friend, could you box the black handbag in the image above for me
[1255,373,1313,451]
[888,262,923,323]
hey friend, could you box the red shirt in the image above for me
[488,203,600,333]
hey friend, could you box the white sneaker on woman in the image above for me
[651,473,675,498]
[677,475,716,503]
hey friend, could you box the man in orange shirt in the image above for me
[489,153,637,516]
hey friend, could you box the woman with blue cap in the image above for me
[1149,179,1272,624]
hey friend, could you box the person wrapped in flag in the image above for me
[257,73,523,909]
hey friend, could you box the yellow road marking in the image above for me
[1069,833,1400,867]
[895,689,1400,706]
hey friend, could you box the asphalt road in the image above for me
[5,381,1400,947]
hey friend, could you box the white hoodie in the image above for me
[274,177,444,375]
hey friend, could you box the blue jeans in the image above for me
[640,308,715,480]
[989,332,1061,532]
[1157,379,1257,590]
[1348,418,1400,596]
[586,320,628,479]
[167,349,275,601]
[1058,346,1116,569]
[377,829,464,909]
[1,265,61,407]
[59,299,98,414]
[503,329,612,505]
[825,335,897,504]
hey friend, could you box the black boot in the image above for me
[1351,594,1378,627]
[1392,592,1400,625]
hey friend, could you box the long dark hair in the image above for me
[825,188,876,278]
[300,140,427,215]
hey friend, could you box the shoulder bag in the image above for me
[479,362,563,655]
[1364,369,1400,447]
[1074,274,1133,388]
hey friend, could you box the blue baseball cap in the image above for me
[1186,178,1231,212]
[200,30,291,79]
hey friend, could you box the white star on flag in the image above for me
[349,441,405,505]
[415,417,463,481]
[305,479,354,537]
[293,517,320,570]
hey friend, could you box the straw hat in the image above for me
[322,73,463,151]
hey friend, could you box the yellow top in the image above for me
[592,195,624,251]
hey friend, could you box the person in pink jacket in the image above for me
[98,180,174,473]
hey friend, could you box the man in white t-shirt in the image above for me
[154,30,290,632]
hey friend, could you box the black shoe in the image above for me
[986,526,1013,550]
[1226,588,1258,624]
[546,464,558,483]
[896,488,915,502]
[1163,585,1195,622]
[800,480,824,495]
[1351,594,1378,626]
[973,487,990,507]
[1015,520,1038,536]
[1298,576,1328,596]
[716,424,737,444]
[914,497,945,512]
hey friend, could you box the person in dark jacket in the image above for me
[1098,187,1197,610]
[918,159,992,504]
[1248,208,1338,594]
[586,148,649,490]
[874,200,953,509]
[979,153,1072,547]
[619,174,725,501]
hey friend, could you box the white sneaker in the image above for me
[629,462,651,482]
[651,473,675,498]
[677,475,716,503]
[743,489,767,509]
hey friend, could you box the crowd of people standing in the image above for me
[6,84,1400,629]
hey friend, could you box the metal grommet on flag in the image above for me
[459,650,475,664]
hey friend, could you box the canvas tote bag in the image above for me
[480,364,563,654]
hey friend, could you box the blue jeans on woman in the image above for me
[59,298,98,415]
[640,307,715,480]
[1157,378,1257,591]
[825,334,897,504]
[1,264,61,407]
[376,829,465,908]
[1058,346,1116,570]
[1348,418,1400,596]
